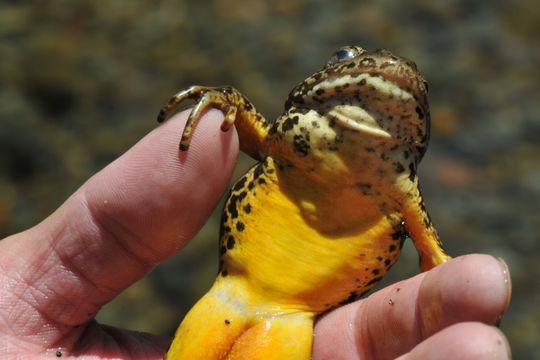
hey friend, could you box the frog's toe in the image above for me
[180,99,209,150]
[157,85,209,123]
[221,105,237,132]
[179,91,236,150]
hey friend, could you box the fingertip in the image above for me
[180,108,240,186]
[313,254,513,360]
[493,256,512,315]
[87,108,239,255]
[418,254,512,336]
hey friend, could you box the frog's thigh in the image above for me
[227,313,314,360]
[166,289,251,360]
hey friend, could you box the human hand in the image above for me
[313,254,511,359]
[0,110,511,359]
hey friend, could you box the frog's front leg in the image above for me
[400,176,452,271]
[158,86,270,160]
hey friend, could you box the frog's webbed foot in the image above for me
[157,86,241,150]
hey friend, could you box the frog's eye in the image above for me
[326,46,366,66]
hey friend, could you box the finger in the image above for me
[312,254,511,359]
[395,322,511,360]
[417,254,511,335]
[0,109,238,348]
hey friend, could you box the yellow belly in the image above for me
[220,157,404,312]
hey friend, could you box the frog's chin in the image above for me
[328,105,392,138]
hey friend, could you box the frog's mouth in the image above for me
[327,104,393,138]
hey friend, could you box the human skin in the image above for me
[0,110,511,359]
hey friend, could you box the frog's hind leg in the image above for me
[166,282,252,360]
[227,313,314,360]
[166,279,314,360]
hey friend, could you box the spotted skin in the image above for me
[159,46,451,359]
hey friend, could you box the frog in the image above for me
[157,46,451,359]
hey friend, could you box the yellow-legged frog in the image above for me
[158,46,451,359]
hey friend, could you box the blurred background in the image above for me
[1,0,538,357]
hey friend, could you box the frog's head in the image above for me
[285,46,430,162]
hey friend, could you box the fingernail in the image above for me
[494,256,512,316]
